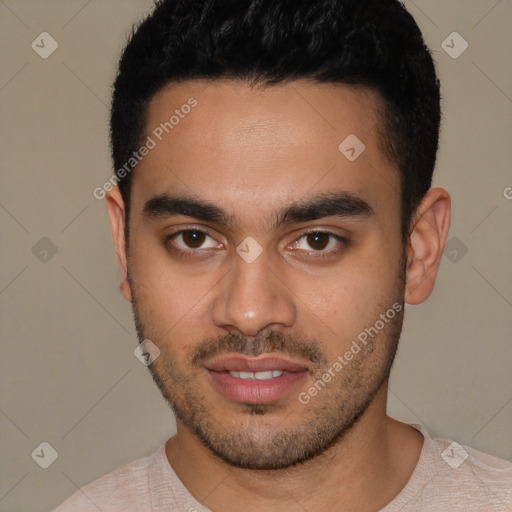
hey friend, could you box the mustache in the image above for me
[190,330,327,369]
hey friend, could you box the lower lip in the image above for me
[207,370,308,404]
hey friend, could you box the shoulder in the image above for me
[429,429,512,482]
[389,424,512,511]
[52,444,163,512]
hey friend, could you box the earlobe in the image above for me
[405,187,451,305]
[105,187,132,302]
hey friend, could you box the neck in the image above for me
[165,383,424,512]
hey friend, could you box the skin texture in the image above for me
[106,79,451,512]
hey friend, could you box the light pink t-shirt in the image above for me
[52,424,512,511]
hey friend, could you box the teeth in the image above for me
[229,370,284,380]
[255,371,273,380]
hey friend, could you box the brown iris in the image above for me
[306,232,330,251]
[182,230,206,248]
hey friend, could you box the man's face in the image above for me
[123,80,406,469]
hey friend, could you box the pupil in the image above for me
[183,230,204,248]
[308,232,328,250]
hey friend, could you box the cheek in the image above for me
[293,243,401,343]
[129,245,221,336]
[295,279,370,344]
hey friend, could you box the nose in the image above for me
[211,251,297,337]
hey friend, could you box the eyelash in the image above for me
[164,228,348,259]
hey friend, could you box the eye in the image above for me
[166,229,221,252]
[293,231,346,255]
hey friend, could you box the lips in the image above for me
[204,354,311,404]
[204,354,310,373]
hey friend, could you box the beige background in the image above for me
[0,1,511,510]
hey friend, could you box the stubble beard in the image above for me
[128,255,406,470]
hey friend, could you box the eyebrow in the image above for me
[143,191,374,229]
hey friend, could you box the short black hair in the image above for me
[110,0,441,245]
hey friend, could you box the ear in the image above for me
[405,187,451,305]
[105,186,132,302]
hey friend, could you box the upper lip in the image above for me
[204,354,310,373]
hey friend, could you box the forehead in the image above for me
[131,79,399,228]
